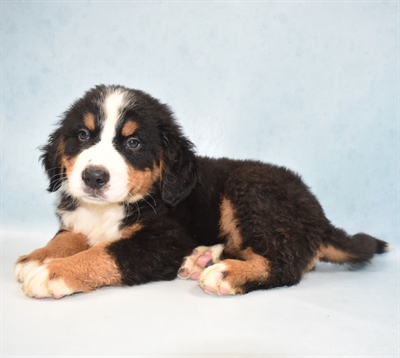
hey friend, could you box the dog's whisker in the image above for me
[147,193,157,207]
[128,190,157,216]
[47,177,66,188]
[134,201,141,222]
[122,200,142,223]
[16,84,388,300]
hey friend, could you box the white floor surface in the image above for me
[1,231,399,358]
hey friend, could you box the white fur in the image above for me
[384,244,394,252]
[14,260,40,283]
[58,202,125,246]
[178,244,224,279]
[210,244,225,262]
[198,262,235,295]
[48,278,75,299]
[67,89,132,204]
[22,265,74,298]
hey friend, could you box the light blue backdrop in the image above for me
[1,1,398,247]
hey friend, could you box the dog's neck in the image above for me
[56,188,166,246]
[57,200,126,246]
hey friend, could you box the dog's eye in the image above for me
[78,129,90,142]
[126,137,141,150]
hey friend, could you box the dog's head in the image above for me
[41,85,197,208]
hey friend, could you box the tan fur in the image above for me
[46,241,122,293]
[159,157,165,182]
[219,197,242,253]
[121,120,138,137]
[54,141,67,178]
[218,199,271,293]
[83,112,95,131]
[223,248,270,294]
[127,164,161,197]
[303,255,319,274]
[62,154,78,177]
[318,244,350,263]
[16,231,89,265]
[121,223,143,239]
[57,138,78,177]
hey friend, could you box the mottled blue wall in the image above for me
[2,2,398,245]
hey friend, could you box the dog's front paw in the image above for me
[21,262,75,299]
[178,244,224,280]
[14,249,54,283]
[14,259,41,283]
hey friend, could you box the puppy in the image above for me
[14,85,390,298]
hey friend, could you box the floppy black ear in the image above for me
[39,126,65,192]
[160,123,197,208]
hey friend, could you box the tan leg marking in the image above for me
[318,244,350,263]
[83,112,95,131]
[121,120,139,137]
[199,248,270,295]
[16,231,89,265]
[46,242,122,292]
[15,231,89,283]
[219,197,242,254]
[22,241,122,298]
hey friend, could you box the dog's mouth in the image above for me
[82,188,109,203]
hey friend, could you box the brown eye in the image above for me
[126,137,141,150]
[78,129,90,142]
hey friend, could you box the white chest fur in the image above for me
[59,203,125,246]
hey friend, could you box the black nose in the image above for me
[82,166,110,189]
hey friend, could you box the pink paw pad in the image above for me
[204,285,217,294]
[189,272,200,280]
[178,245,224,281]
[196,250,213,269]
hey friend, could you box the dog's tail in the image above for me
[319,227,392,266]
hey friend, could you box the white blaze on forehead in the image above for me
[100,89,126,144]
[67,89,132,203]
[104,90,126,127]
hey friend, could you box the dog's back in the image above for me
[15,85,390,298]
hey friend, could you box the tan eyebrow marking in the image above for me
[121,121,139,137]
[83,113,95,131]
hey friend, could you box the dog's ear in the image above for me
[40,126,65,192]
[159,122,197,208]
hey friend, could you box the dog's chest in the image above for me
[59,204,125,246]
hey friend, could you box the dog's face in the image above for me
[41,85,197,208]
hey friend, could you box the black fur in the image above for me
[40,126,65,192]
[41,85,390,295]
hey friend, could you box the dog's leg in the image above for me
[14,230,89,283]
[198,195,309,296]
[198,248,273,295]
[21,219,195,299]
[21,241,120,299]
[178,244,224,280]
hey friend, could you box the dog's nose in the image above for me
[82,166,110,189]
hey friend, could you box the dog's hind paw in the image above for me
[198,262,236,295]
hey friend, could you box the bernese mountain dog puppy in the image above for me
[14,85,390,299]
